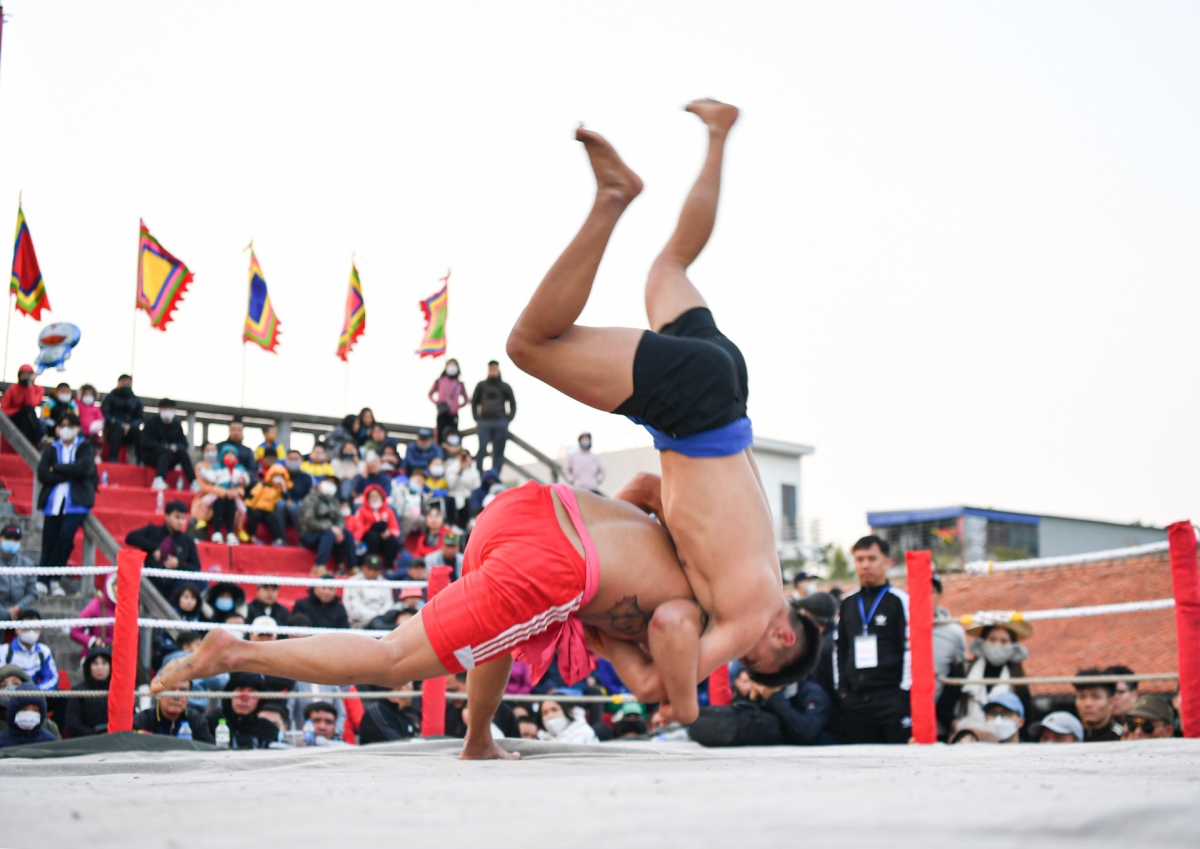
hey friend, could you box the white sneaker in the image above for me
[190,479,202,492]
[151,476,169,491]
[50,580,66,597]
[35,581,49,595]
[211,532,224,544]
[226,535,239,546]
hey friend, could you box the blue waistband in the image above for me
[629,416,754,458]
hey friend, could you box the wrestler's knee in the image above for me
[649,598,701,635]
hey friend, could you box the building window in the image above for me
[781,484,798,541]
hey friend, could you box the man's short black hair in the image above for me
[287,448,302,457]
[1104,665,1136,690]
[159,398,176,408]
[164,500,188,516]
[230,417,244,425]
[17,607,40,621]
[1074,667,1116,697]
[289,613,313,628]
[851,534,890,556]
[745,605,822,689]
[303,701,337,721]
[55,382,70,390]
[487,360,499,366]
[59,413,81,428]
[175,631,203,648]
[118,374,132,383]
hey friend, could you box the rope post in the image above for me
[708,665,732,707]
[108,548,143,734]
[420,564,454,737]
[1167,521,1199,738]
[906,549,937,744]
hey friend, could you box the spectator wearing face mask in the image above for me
[537,699,599,744]
[76,384,105,447]
[299,476,356,574]
[0,684,57,748]
[41,382,78,428]
[125,500,202,596]
[201,445,252,545]
[139,399,194,490]
[201,583,248,623]
[0,525,38,622]
[253,423,287,479]
[0,665,62,739]
[347,486,401,568]
[65,645,113,737]
[2,364,46,446]
[244,464,292,545]
[404,428,443,478]
[100,373,143,462]
[471,360,515,475]
[275,449,311,536]
[979,691,1025,744]
[72,574,117,649]
[429,359,469,444]
[37,414,96,592]
[2,609,59,690]
[957,622,1032,729]
[562,432,605,493]
[332,443,361,503]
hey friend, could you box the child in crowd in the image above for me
[301,442,335,479]
[195,444,251,544]
[76,384,105,449]
[347,484,402,567]
[40,382,77,428]
[244,464,291,545]
[254,424,287,478]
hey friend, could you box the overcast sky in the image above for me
[1,1,1196,549]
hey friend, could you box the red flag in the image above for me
[10,204,51,320]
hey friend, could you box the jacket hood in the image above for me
[5,682,46,725]
[264,464,292,486]
[0,663,32,685]
[217,444,243,465]
[202,582,248,621]
[361,484,388,504]
[82,644,114,688]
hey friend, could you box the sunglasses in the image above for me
[1123,716,1161,733]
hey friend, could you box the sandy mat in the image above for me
[2,738,1198,849]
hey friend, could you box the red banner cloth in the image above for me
[420,565,454,737]
[108,548,143,733]
[906,550,937,744]
[708,664,732,707]
[1168,521,1199,738]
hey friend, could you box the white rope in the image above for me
[963,540,1170,574]
[938,673,1178,686]
[3,566,116,576]
[961,597,1175,627]
[0,617,115,630]
[0,565,427,589]
[135,618,396,637]
[14,690,638,704]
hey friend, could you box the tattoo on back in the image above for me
[606,595,652,637]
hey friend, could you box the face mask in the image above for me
[57,392,71,403]
[17,629,40,646]
[286,461,301,472]
[223,454,237,469]
[381,461,396,471]
[81,394,95,405]
[13,710,41,731]
[58,427,78,442]
[446,366,459,377]
[579,439,591,450]
[319,481,338,497]
[428,464,444,478]
[446,434,461,447]
[204,451,218,463]
[0,539,20,555]
[987,715,1019,741]
[980,642,1017,667]
[214,597,235,612]
[18,376,31,385]
[543,715,569,737]
[409,481,422,493]
[342,455,357,464]
[161,410,176,422]
[368,498,383,510]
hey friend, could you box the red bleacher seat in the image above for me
[230,544,319,606]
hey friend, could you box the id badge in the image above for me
[854,634,879,669]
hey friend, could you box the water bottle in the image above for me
[176,475,184,490]
[100,469,109,487]
[178,720,192,741]
[155,490,165,514]
[215,718,230,749]
[303,719,315,746]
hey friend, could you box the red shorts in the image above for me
[420,481,598,680]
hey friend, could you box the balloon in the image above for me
[35,322,82,374]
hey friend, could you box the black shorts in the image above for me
[613,308,748,439]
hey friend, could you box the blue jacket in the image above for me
[3,637,59,690]
[0,684,57,748]
[351,472,392,499]
[403,442,443,476]
[761,678,832,745]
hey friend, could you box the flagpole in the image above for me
[241,342,248,407]
[2,290,12,382]
[343,359,349,412]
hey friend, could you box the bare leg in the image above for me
[149,613,448,694]
[645,99,740,332]
[460,655,520,761]
[506,128,645,412]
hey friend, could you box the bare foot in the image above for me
[575,127,643,206]
[150,628,241,695]
[459,739,522,761]
[685,98,739,134]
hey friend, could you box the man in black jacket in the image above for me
[36,415,96,585]
[206,672,282,749]
[470,360,516,475]
[100,374,143,462]
[140,398,195,489]
[125,500,202,597]
[688,674,832,747]
[291,585,350,630]
[831,535,913,744]
[134,681,214,743]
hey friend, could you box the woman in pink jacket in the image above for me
[428,359,468,443]
[71,573,117,649]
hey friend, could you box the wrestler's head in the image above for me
[740,602,821,688]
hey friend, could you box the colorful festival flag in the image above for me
[10,203,51,320]
[337,261,366,361]
[136,220,193,331]
[416,271,449,358]
[243,248,282,352]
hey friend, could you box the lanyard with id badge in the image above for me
[854,587,889,669]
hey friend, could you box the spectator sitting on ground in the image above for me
[0,664,62,738]
[357,682,421,744]
[537,699,598,744]
[351,451,392,503]
[244,464,291,545]
[216,419,257,478]
[363,422,397,458]
[140,398,194,490]
[423,531,463,578]
[563,432,605,492]
[292,583,350,630]
[41,382,78,428]
[65,645,112,737]
[958,621,1032,728]
[37,413,96,594]
[347,485,402,568]
[344,554,395,629]
[732,667,754,702]
[430,358,469,442]
[981,691,1024,744]
[1105,665,1138,724]
[689,658,831,747]
[206,672,282,750]
[325,415,359,457]
[355,408,376,446]
[407,505,450,559]
[134,680,214,742]
[2,364,46,446]
[126,500,202,597]
[277,449,312,536]
[299,476,356,574]
[77,384,104,446]
[254,423,287,479]
[404,427,443,476]
[3,609,59,691]
[949,722,999,744]
[302,701,347,746]
[100,373,142,462]
[1029,711,1084,743]
[71,574,117,650]
[300,442,335,479]
[0,524,38,622]
[332,443,361,503]
[1075,668,1125,742]
[1121,693,1176,740]
[246,583,290,628]
[201,583,248,623]
[0,684,57,748]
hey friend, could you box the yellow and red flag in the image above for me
[243,248,282,352]
[337,261,366,361]
[416,271,449,358]
[136,220,193,331]
[10,202,51,320]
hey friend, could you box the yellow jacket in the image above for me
[244,465,292,512]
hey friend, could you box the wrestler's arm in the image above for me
[612,472,664,518]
